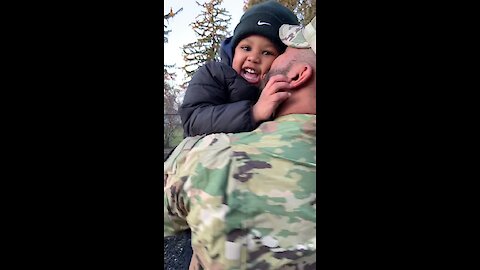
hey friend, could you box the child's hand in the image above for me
[252,74,293,124]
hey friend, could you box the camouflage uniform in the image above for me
[164,114,316,270]
[280,16,316,54]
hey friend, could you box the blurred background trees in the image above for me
[181,0,231,83]
[164,7,184,150]
[243,0,316,25]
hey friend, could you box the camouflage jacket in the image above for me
[164,114,316,269]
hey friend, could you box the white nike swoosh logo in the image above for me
[257,20,271,26]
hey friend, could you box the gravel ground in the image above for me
[164,230,193,270]
[164,149,192,269]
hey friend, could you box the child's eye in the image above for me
[262,50,275,56]
[241,46,251,51]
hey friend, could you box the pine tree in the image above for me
[164,7,183,43]
[164,5,183,114]
[164,5,183,115]
[164,69,182,148]
[243,0,316,26]
[164,7,184,148]
[181,0,231,82]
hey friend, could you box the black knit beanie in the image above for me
[231,1,299,56]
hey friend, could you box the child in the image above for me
[179,0,299,136]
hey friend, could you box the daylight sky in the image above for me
[164,0,245,85]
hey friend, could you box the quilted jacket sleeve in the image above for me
[179,61,260,137]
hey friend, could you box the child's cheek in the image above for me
[232,62,241,74]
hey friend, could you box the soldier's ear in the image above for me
[288,64,313,88]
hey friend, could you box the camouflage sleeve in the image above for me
[165,119,317,269]
[164,135,206,237]
[163,134,230,237]
[163,174,190,237]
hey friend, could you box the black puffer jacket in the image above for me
[179,61,260,137]
[219,36,234,66]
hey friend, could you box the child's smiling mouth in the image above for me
[241,67,260,85]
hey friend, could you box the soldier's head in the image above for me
[263,16,317,118]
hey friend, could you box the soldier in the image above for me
[164,16,317,270]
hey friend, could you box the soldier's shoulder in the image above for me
[171,133,233,160]
[194,133,232,152]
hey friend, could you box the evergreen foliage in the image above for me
[164,7,184,148]
[243,0,316,25]
[181,0,232,82]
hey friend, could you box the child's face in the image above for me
[232,35,280,87]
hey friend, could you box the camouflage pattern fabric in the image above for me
[279,16,316,54]
[164,114,316,269]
